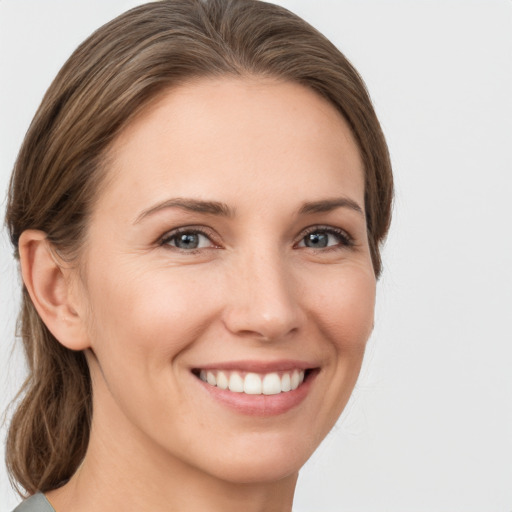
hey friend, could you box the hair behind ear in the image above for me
[6,291,91,496]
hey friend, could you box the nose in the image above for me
[222,250,304,342]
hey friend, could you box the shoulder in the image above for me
[11,493,55,512]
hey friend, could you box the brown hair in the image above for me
[5,0,393,497]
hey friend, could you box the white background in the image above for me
[1,1,511,511]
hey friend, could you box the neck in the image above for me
[47,439,297,512]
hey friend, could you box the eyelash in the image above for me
[297,225,355,250]
[158,225,354,252]
[159,226,219,253]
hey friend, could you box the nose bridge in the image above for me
[223,244,302,341]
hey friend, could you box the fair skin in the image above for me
[20,77,375,512]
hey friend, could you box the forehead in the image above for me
[97,77,365,220]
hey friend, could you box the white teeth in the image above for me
[262,373,281,395]
[244,373,262,394]
[291,370,300,390]
[228,372,244,393]
[206,371,216,386]
[281,373,291,392]
[217,371,229,390]
[199,369,306,395]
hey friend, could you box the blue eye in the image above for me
[161,230,214,250]
[298,228,352,249]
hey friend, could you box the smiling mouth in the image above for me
[192,368,314,395]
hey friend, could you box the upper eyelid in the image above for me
[296,224,353,240]
[159,226,218,245]
[294,226,356,252]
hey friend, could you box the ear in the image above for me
[18,230,90,351]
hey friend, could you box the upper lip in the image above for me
[192,359,317,373]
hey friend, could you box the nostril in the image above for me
[222,312,302,342]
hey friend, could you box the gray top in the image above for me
[12,493,55,512]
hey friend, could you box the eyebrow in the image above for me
[134,198,234,224]
[298,197,364,216]
[134,196,364,224]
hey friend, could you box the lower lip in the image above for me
[195,371,317,417]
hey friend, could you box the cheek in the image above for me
[296,264,375,445]
[83,261,223,367]
[306,264,376,354]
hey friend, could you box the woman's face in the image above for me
[75,77,375,483]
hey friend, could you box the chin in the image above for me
[192,431,318,485]
[208,454,306,485]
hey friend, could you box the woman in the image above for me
[5,0,392,510]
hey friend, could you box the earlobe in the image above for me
[18,230,90,351]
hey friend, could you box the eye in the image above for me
[296,227,353,250]
[160,229,215,251]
